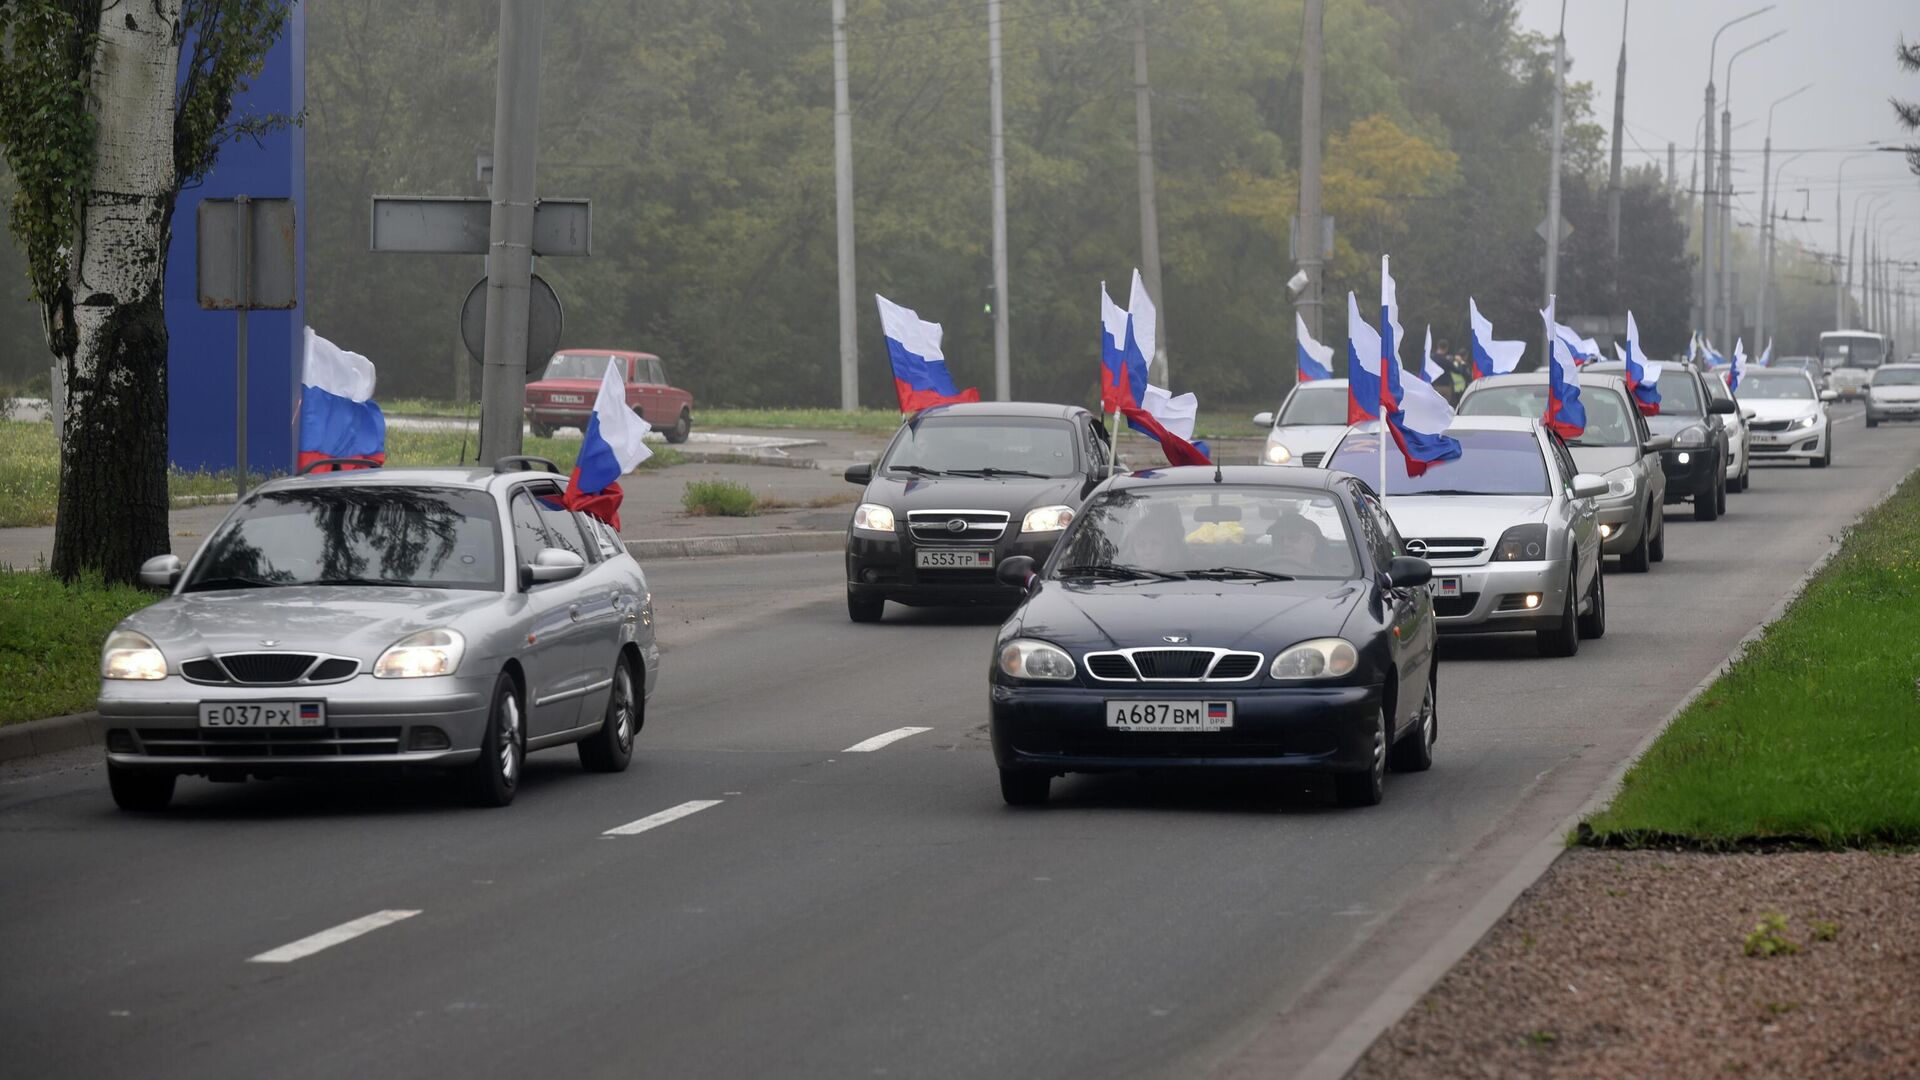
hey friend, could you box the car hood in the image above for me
[861,473,1088,515]
[1383,495,1554,540]
[1014,578,1364,652]
[1570,445,1640,474]
[1266,424,1347,454]
[1870,385,1920,402]
[124,587,503,661]
[1744,399,1822,420]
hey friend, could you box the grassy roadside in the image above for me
[0,571,159,726]
[1580,469,1920,848]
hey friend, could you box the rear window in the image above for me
[1276,386,1350,426]
[544,353,624,380]
[1328,429,1549,496]
[1459,384,1637,446]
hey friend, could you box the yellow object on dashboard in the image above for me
[1186,522,1247,545]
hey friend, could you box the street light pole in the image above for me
[1721,30,1784,347]
[831,0,859,410]
[1702,6,1773,340]
[1834,153,1872,328]
[1606,0,1629,277]
[1294,0,1326,343]
[478,0,547,466]
[987,0,1010,401]
[1544,0,1567,360]
[1762,151,1806,346]
[1758,85,1810,344]
[1133,0,1166,381]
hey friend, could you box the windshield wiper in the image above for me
[946,467,1049,479]
[312,576,414,587]
[1177,567,1296,582]
[1054,563,1181,582]
[185,576,281,591]
[1407,488,1490,496]
[886,464,944,477]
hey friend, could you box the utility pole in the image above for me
[1701,8,1772,336]
[1544,0,1567,358]
[478,0,546,465]
[832,0,859,410]
[1720,30,1782,347]
[1758,86,1810,346]
[1606,1,1628,279]
[1667,142,1677,196]
[1294,0,1326,343]
[987,0,1010,401]
[1844,226,1855,329]
[1133,0,1166,381]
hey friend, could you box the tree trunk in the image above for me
[48,1,182,583]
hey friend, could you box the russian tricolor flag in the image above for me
[1468,298,1524,381]
[1728,338,1749,393]
[1296,313,1334,383]
[878,295,980,414]
[1380,259,1460,476]
[1540,297,1587,440]
[1619,310,1662,415]
[1100,272,1210,467]
[1419,325,1443,384]
[562,358,653,529]
[297,328,386,472]
[1346,291,1386,424]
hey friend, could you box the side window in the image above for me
[649,358,668,385]
[1550,438,1576,485]
[509,492,550,569]
[1350,485,1396,568]
[529,483,593,560]
[1085,419,1110,470]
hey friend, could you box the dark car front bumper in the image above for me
[989,681,1384,774]
[1659,447,1716,502]
[847,530,1062,607]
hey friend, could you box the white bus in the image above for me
[1819,331,1890,398]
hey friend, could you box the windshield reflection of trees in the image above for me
[197,489,483,586]
[1054,490,1141,569]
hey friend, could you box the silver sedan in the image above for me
[97,462,659,810]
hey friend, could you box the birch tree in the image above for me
[0,0,290,582]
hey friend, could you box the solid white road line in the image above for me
[603,799,724,837]
[842,726,933,753]
[248,909,422,964]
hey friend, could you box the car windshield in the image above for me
[1051,486,1358,580]
[1873,369,1920,386]
[1738,372,1815,400]
[1459,384,1636,446]
[184,486,503,592]
[1328,429,1549,496]
[1821,335,1885,368]
[881,416,1079,477]
[543,353,623,380]
[1276,387,1350,426]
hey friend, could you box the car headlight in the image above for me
[1492,523,1549,562]
[997,638,1076,681]
[374,629,466,679]
[1674,425,1709,448]
[1264,441,1293,465]
[1789,415,1817,430]
[101,630,167,680]
[852,503,896,533]
[1021,505,1075,533]
[1269,637,1358,680]
[1604,469,1637,498]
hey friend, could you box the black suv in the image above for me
[844,402,1111,622]
[1588,362,1736,522]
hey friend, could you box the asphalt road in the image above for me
[3,407,1913,1080]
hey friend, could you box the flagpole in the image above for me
[1109,410,1122,478]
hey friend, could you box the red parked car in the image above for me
[523,349,694,443]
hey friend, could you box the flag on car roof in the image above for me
[1619,310,1662,416]
[297,328,386,473]
[1345,291,1386,423]
[877,295,980,414]
[1102,271,1210,466]
[1295,312,1334,383]
[1381,258,1460,476]
[1468,298,1525,381]
[1099,282,1147,414]
[562,357,653,529]
[1419,325,1444,384]
[1757,338,1773,367]
[1540,296,1587,440]
[1729,338,1749,393]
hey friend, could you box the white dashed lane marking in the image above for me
[842,727,933,753]
[603,799,724,837]
[249,909,422,964]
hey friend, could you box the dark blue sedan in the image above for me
[987,466,1439,807]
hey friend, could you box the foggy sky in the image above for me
[1515,0,1919,267]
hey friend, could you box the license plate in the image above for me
[198,701,325,728]
[550,394,584,404]
[1105,700,1234,732]
[915,548,993,570]
[1430,576,1462,598]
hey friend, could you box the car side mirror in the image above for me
[1642,435,1674,453]
[844,462,873,485]
[996,555,1037,591]
[139,554,182,589]
[1708,398,1738,415]
[522,547,586,588]
[1252,411,1275,428]
[1820,389,1838,402]
[1741,407,1757,420]
[1570,473,1609,500]
[1387,555,1431,589]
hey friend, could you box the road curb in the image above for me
[0,712,104,764]
[673,451,823,471]
[1246,461,1914,1080]
[625,531,842,561]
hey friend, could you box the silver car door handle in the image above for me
[569,604,581,621]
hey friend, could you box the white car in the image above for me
[1253,379,1350,468]
[1740,368,1836,466]
[1705,372,1754,492]
[1865,363,1920,428]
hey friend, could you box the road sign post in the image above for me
[197,196,297,496]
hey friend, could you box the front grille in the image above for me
[1749,419,1793,433]
[1298,452,1325,468]
[907,509,1010,544]
[1434,592,1480,618]
[1085,649,1264,682]
[1407,537,1485,562]
[309,658,359,681]
[133,727,403,758]
[181,659,225,683]
[1132,650,1212,678]
[1209,655,1262,680]
[216,653,319,684]
[1086,655,1138,681]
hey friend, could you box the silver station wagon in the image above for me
[97,459,659,811]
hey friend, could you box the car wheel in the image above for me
[1335,704,1389,806]
[530,422,556,439]
[1812,438,1831,468]
[666,408,692,445]
[1621,509,1652,573]
[1577,560,1606,639]
[578,657,638,773]
[1388,667,1436,774]
[1715,470,1728,515]
[999,769,1050,806]
[1649,507,1666,563]
[467,673,525,807]
[1866,416,1879,428]
[847,589,884,623]
[108,764,176,811]
[1537,567,1580,657]
[1694,461,1720,522]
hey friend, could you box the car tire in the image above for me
[1694,461,1720,522]
[1812,438,1831,468]
[530,422,556,439]
[666,408,692,445]
[999,769,1050,806]
[1621,510,1652,573]
[1716,470,1728,516]
[108,764,176,812]
[466,673,525,807]
[1335,705,1389,806]
[1866,416,1879,429]
[1649,507,1666,563]
[847,589,884,623]
[578,657,638,773]
[1577,561,1606,639]
[1537,568,1580,657]
[1388,668,1436,774]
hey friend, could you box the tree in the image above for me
[0,0,291,582]
[1896,35,1920,177]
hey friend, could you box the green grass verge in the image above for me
[0,571,159,726]
[1580,470,1920,849]
[681,479,758,516]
